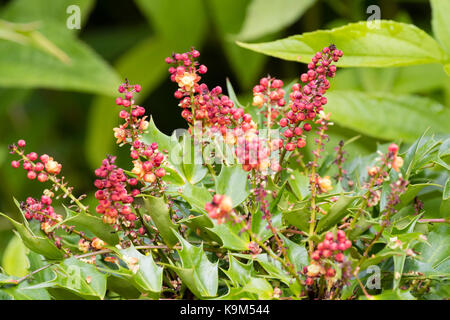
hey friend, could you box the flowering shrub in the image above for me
[1,46,449,301]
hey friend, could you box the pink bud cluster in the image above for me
[167,49,256,137]
[94,155,139,225]
[252,76,286,123]
[304,230,352,286]
[130,141,166,185]
[10,139,61,182]
[279,45,342,152]
[204,194,233,224]
[114,81,149,145]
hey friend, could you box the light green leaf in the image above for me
[0,0,119,95]
[0,274,51,300]
[178,183,212,213]
[2,234,29,277]
[360,289,416,300]
[142,196,178,247]
[288,170,310,200]
[223,256,253,287]
[209,219,250,251]
[431,0,450,54]
[119,246,163,297]
[279,234,308,272]
[238,20,447,67]
[215,165,250,207]
[326,90,449,142]
[169,232,218,298]
[236,0,316,41]
[316,195,356,233]
[51,257,107,299]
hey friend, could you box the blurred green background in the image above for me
[0,0,448,262]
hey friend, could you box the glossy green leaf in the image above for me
[55,207,119,245]
[360,289,416,300]
[0,274,51,300]
[279,234,308,272]
[169,232,218,298]
[180,134,208,184]
[238,21,447,67]
[51,257,107,299]
[120,246,163,297]
[326,90,449,142]
[209,219,250,251]
[0,212,64,260]
[236,0,316,41]
[223,256,253,287]
[142,196,178,247]
[282,204,310,233]
[215,165,250,207]
[288,170,310,200]
[316,195,356,233]
[178,183,212,213]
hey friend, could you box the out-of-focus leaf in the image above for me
[441,178,450,217]
[431,0,450,54]
[142,195,178,247]
[325,90,449,142]
[215,165,250,207]
[0,0,119,95]
[209,0,267,89]
[238,21,447,67]
[169,232,218,298]
[1,234,28,277]
[235,0,316,41]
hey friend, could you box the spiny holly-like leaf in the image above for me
[119,246,163,298]
[279,234,308,272]
[0,274,51,300]
[238,20,447,67]
[222,256,253,287]
[0,211,63,260]
[51,257,107,300]
[169,232,218,298]
[215,164,250,207]
[208,218,250,251]
[288,170,310,201]
[142,195,178,247]
[316,195,356,233]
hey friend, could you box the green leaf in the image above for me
[236,0,316,41]
[215,165,250,207]
[178,183,212,213]
[445,64,450,76]
[142,196,178,247]
[55,207,119,245]
[405,225,450,277]
[209,219,250,251]
[431,0,450,54]
[0,0,119,95]
[441,178,450,217]
[0,274,51,300]
[0,211,64,260]
[1,234,29,277]
[282,204,310,233]
[325,90,449,142]
[241,277,273,300]
[222,256,253,287]
[119,246,163,297]
[279,234,308,272]
[288,170,310,200]
[209,0,268,89]
[180,134,208,184]
[52,257,107,299]
[169,232,218,298]
[360,289,416,300]
[238,20,447,67]
[316,195,356,233]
